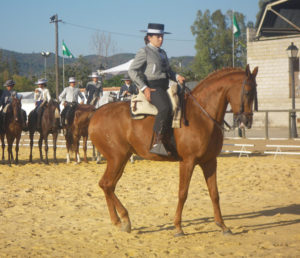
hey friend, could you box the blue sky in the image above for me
[0,0,260,57]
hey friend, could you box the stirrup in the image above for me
[149,142,170,156]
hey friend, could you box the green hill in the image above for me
[0,49,194,77]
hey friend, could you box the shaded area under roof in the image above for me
[256,0,300,38]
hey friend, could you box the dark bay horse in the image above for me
[28,99,60,164]
[0,116,4,162]
[64,104,96,164]
[2,96,23,165]
[89,65,258,236]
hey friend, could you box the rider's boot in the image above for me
[149,132,170,156]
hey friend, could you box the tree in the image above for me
[191,9,248,80]
[102,74,123,88]
[91,32,117,70]
[64,55,92,88]
[10,57,19,75]
[256,0,270,25]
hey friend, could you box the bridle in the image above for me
[181,76,257,131]
[234,77,258,126]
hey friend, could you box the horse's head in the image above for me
[11,96,22,122]
[45,99,61,124]
[229,65,258,129]
[47,99,60,112]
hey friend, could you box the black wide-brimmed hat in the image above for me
[141,23,171,34]
[4,79,15,87]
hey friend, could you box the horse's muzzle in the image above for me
[234,113,253,129]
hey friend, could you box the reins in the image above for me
[182,84,231,132]
[181,75,257,132]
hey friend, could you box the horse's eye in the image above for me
[244,91,250,96]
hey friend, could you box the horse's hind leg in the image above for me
[200,158,231,235]
[82,136,88,163]
[99,152,132,232]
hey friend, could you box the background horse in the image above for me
[89,65,258,236]
[28,99,60,164]
[64,104,96,164]
[2,96,23,165]
[0,115,4,162]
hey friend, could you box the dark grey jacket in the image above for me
[128,44,177,90]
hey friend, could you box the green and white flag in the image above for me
[62,41,74,58]
[233,14,241,38]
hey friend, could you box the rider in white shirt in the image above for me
[34,78,51,130]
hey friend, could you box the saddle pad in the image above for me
[130,91,158,116]
[130,82,181,128]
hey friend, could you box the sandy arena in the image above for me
[0,146,300,257]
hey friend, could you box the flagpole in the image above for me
[232,10,235,68]
[63,55,65,89]
[62,40,65,89]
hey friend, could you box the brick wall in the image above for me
[247,28,300,127]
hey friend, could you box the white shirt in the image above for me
[34,87,51,103]
[59,86,84,103]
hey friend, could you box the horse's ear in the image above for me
[252,66,258,78]
[245,64,251,77]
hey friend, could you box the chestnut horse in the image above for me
[28,99,61,164]
[64,104,96,164]
[89,65,258,236]
[2,96,23,165]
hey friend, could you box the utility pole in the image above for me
[50,14,62,99]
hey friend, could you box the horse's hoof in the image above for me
[223,228,233,235]
[121,222,131,233]
[174,231,185,237]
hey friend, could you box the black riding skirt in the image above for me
[147,79,172,133]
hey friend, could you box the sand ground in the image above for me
[0,147,300,257]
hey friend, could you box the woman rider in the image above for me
[128,23,185,156]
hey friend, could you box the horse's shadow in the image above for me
[135,204,300,235]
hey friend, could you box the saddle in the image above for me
[130,81,182,129]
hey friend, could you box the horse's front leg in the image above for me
[6,136,13,166]
[174,159,195,236]
[82,136,88,163]
[52,132,58,164]
[200,158,232,235]
[29,131,34,162]
[38,134,43,162]
[74,139,80,164]
[44,135,49,165]
[66,143,71,164]
[92,145,96,161]
[14,135,21,165]
[1,135,5,163]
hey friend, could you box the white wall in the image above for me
[247,28,300,127]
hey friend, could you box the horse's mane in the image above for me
[193,67,244,92]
